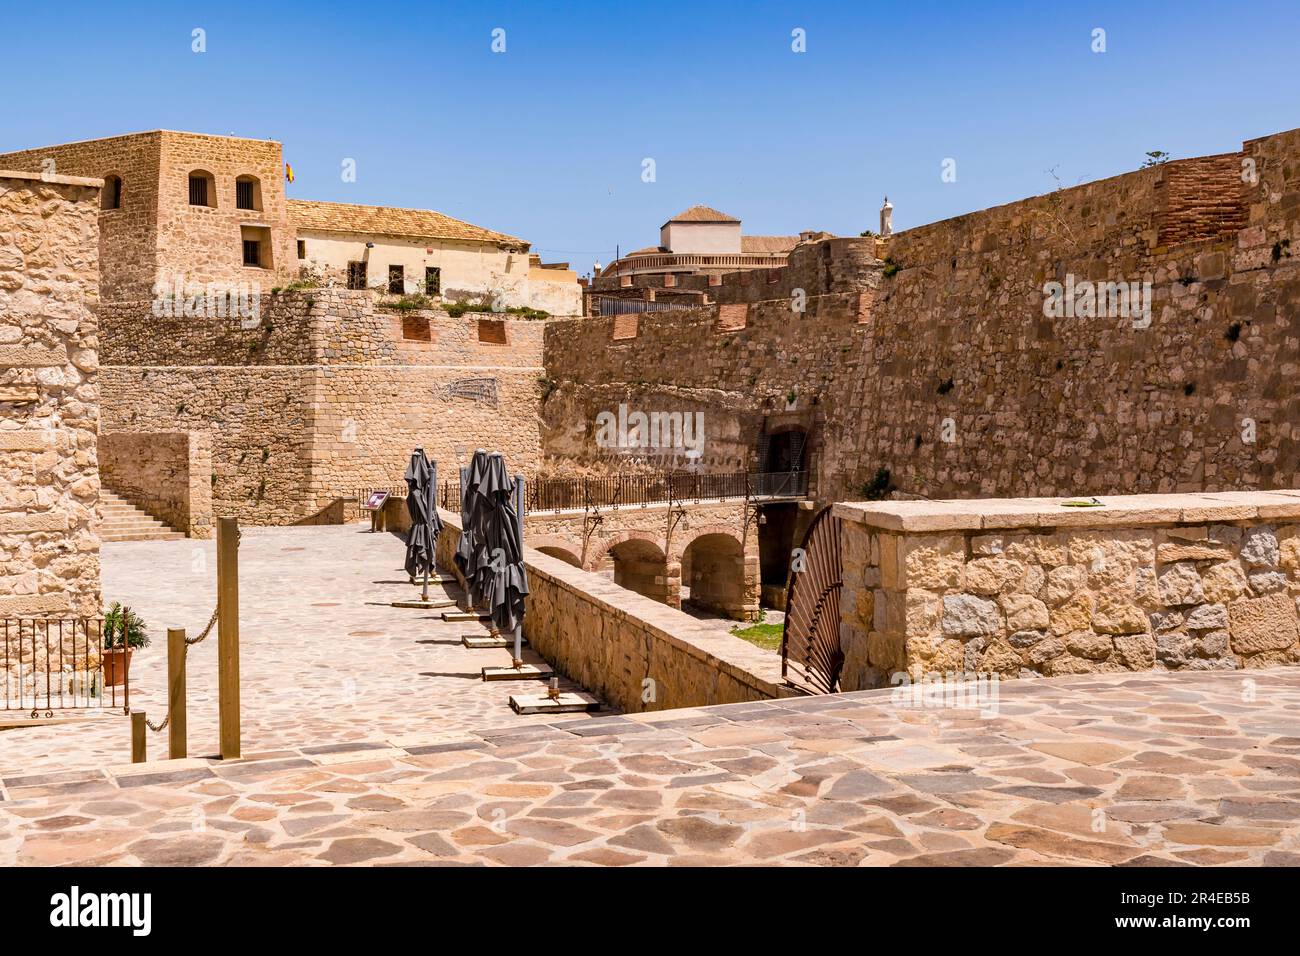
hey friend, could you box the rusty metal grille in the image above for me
[781,507,845,694]
[2,617,128,717]
[444,377,499,406]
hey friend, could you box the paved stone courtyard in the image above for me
[0,524,597,776]
[2,665,1299,866]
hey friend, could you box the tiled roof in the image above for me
[741,235,800,254]
[663,204,741,225]
[626,246,668,256]
[288,199,525,248]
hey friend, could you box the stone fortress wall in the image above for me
[0,171,103,617]
[98,289,546,525]
[539,128,1300,505]
[540,238,880,485]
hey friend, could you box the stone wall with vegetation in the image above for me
[99,289,547,524]
[834,492,1300,690]
[98,431,213,537]
[0,171,102,617]
[433,511,787,712]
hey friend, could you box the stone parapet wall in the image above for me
[308,366,543,502]
[432,510,788,712]
[102,289,547,370]
[0,171,103,617]
[99,286,547,526]
[834,492,1300,691]
[98,431,213,538]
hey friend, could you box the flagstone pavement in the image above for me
[0,524,601,776]
[2,666,1300,866]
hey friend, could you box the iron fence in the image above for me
[430,469,806,514]
[2,617,128,717]
[594,297,706,316]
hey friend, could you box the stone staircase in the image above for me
[100,490,185,542]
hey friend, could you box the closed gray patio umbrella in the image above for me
[472,453,529,667]
[402,447,443,603]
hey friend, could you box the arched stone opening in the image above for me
[607,538,670,604]
[537,545,582,568]
[681,532,757,621]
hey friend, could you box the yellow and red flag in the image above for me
[285,163,295,184]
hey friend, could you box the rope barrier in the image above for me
[143,528,238,734]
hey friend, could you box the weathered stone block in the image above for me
[1241,526,1280,568]
[1000,592,1049,631]
[1045,565,1086,606]
[901,535,964,590]
[1228,592,1298,655]
[940,594,1002,638]
[963,556,1022,595]
[1007,629,1047,649]
[1050,592,1093,636]
[1065,630,1113,661]
[1157,563,1204,605]
[1248,570,1287,594]
[1184,603,1228,631]
[1202,561,1249,603]
[1092,594,1149,634]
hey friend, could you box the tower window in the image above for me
[188,170,216,207]
[235,175,262,211]
[102,175,122,210]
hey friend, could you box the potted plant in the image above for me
[102,602,149,687]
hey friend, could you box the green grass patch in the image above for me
[730,621,783,652]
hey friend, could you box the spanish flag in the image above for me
[285,163,295,184]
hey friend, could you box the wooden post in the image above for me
[167,627,187,759]
[217,517,241,759]
[131,711,146,763]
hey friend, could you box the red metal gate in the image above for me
[780,507,845,694]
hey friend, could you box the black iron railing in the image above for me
[2,616,128,717]
[423,469,807,515]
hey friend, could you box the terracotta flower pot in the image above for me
[103,646,132,687]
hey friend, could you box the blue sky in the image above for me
[4,1,1296,273]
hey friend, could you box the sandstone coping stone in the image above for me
[0,169,104,188]
[834,491,1300,533]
